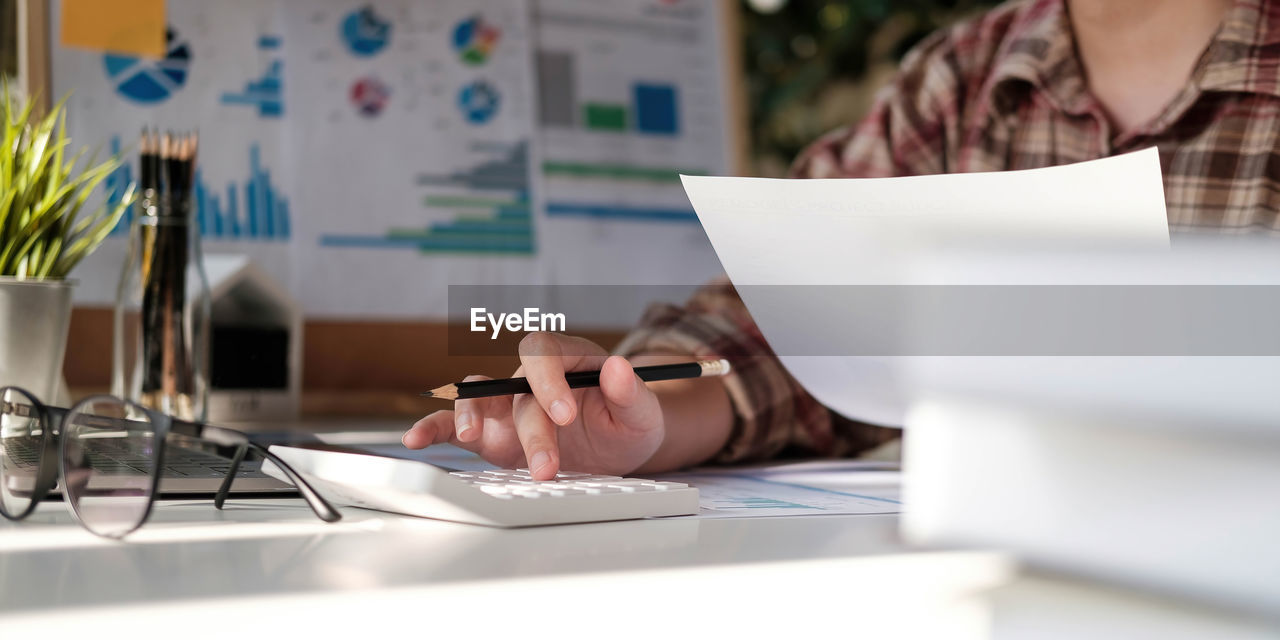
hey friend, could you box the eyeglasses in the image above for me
[0,386,341,538]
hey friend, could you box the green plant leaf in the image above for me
[0,90,133,279]
[37,235,64,278]
[54,183,134,278]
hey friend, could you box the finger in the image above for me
[597,355,663,432]
[452,374,494,444]
[517,332,607,427]
[402,411,455,449]
[517,333,575,426]
[511,394,560,480]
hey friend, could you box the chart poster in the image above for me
[532,0,731,320]
[48,0,735,324]
[285,0,544,317]
[50,0,292,306]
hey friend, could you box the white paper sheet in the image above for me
[657,462,901,518]
[680,149,1171,425]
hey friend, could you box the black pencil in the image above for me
[422,359,732,400]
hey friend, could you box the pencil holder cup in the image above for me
[113,189,212,422]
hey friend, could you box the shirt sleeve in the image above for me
[615,279,900,464]
[616,28,964,464]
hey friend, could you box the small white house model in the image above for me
[202,254,301,422]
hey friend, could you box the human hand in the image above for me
[402,332,666,480]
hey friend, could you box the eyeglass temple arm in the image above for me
[214,442,343,523]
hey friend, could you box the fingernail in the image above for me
[549,400,572,425]
[456,412,473,438]
[401,431,411,447]
[529,450,552,474]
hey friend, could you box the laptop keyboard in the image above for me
[2,437,267,478]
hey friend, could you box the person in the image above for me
[403,0,1279,480]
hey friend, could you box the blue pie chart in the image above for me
[341,7,391,57]
[102,27,191,104]
[458,80,500,125]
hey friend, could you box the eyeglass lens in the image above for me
[62,397,159,538]
[0,387,44,519]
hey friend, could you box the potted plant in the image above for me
[0,83,134,402]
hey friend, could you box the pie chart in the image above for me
[458,80,500,125]
[341,6,391,57]
[102,27,191,104]
[452,15,501,66]
[350,76,391,117]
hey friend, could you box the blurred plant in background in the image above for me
[742,0,1000,176]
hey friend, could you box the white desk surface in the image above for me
[0,429,1011,637]
[1,497,909,609]
[0,498,1011,637]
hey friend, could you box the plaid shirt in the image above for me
[619,0,1280,463]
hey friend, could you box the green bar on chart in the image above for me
[582,103,628,131]
[543,161,707,183]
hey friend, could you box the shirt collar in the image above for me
[1197,0,1280,96]
[986,0,1280,118]
[984,0,1092,117]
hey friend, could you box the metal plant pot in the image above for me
[0,278,74,403]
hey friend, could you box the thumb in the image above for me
[597,355,663,432]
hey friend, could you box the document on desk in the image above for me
[680,149,1170,426]
[658,461,901,518]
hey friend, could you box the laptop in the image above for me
[2,433,292,497]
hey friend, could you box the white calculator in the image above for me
[264,444,700,527]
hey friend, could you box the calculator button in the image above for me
[646,482,688,491]
[608,485,654,493]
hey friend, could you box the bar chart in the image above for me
[106,138,290,241]
[538,54,702,223]
[542,159,705,222]
[218,35,284,117]
[533,1,727,233]
[196,144,292,241]
[106,136,134,236]
[538,50,681,137]
[319,141,534,255]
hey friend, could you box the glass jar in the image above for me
[112,184,211,421]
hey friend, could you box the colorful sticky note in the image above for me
[60,0,167,58]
